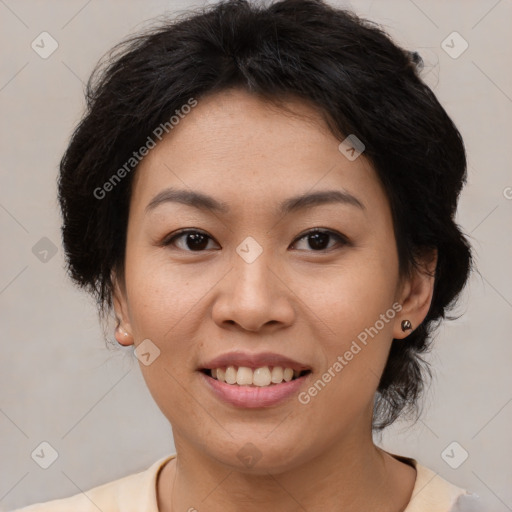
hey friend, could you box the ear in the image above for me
[111,269,135,346]
[393,248,437,339]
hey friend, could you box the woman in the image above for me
[15,0,481,510]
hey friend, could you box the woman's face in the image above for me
[114,88,433,472]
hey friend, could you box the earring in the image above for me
[401,319,412,332]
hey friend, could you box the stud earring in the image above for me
[401,319,412,332]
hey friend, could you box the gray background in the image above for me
[1,0,511,510]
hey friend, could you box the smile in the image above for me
[199,367,312,408]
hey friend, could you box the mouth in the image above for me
[199,366,313,408]
[200,366,312,387]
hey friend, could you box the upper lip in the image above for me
[199,351,312,372]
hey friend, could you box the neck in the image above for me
[157,420,416,512]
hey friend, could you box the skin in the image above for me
[113,87,437,512]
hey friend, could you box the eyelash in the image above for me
[161,228,350,253]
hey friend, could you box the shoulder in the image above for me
[10,455,175,512]
[399,457,482,512]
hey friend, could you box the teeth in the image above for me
[253,367,271,386]
[236,367,253,385]
[209,365,306,387]
[271,366,284,383]
[225,366,237,384]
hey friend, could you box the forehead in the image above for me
[130,88,387,217]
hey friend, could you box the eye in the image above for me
[161,228,349,253]
[162,229,219,252]
[291,228,349,252]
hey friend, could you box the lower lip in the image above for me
[200,371,311,408]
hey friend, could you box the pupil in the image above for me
[309,232,329,250]
[187,233,208,250]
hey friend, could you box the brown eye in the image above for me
[163,230,219,251]
[291,229,349,252]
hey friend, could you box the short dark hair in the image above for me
[58,0,473,430]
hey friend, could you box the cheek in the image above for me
[304,245,399,340]
[298,246,399,407]
[298,282,398,437]
[314,280,397,387]
[123,258,206,420]
[124,254,208,340]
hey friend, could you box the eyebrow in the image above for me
[145,187,365,216]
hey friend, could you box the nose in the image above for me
[211,248,295,333]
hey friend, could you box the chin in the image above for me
[206,440,308,475]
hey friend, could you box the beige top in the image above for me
[12,453,481,512]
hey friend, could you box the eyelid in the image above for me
[293,227,349,243]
